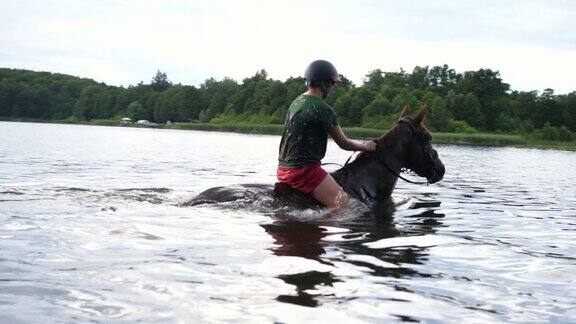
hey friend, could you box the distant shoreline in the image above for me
[2,118,575,150]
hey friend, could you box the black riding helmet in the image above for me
[304,60,340,86]
[304,60,340,99]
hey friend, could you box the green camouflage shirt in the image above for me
[278,94,338,168]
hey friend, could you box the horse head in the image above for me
[374,104,445,184]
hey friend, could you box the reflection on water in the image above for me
[1,121,576,322]
[261,202,445,310]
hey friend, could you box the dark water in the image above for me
[1,121,575,323]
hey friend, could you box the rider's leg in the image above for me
[311,174,350,215]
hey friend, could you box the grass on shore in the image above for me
[170,122,285,135]
[171,123,529,146]
[2,118,575,149]
[0,117,119,126]
[169,123,576,149]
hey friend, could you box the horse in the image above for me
[182,104,445,210]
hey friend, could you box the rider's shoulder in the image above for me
[320,101,336,114]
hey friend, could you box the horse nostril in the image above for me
[429,170,443,183]
[435,162,445,180]
[427,160,445,183]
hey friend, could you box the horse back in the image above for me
[273,182,321,209]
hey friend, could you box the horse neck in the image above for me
[332,132,408,201]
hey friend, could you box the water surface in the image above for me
[1,121,575,322]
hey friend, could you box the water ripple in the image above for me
[1,122,575,322]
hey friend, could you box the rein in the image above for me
[368,151,429,185]
[340,150,429,185]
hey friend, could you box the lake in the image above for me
[1,121,575,323]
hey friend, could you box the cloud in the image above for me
[1,0,574,93]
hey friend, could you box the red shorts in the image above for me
[276,163,328,194]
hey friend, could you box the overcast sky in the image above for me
[1,0,575,93]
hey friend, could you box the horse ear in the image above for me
[400,104,411,118]
[414,104,430,124]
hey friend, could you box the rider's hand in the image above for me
[363,141,377,152]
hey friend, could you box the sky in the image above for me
[1,0,575,94]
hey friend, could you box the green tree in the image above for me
[126,101,146,120]
[153,87,189,123]
[457,69,509,129]
[198,77,238,121]
[382,69,407,88]
[0,80,15,117]
[183,86,204,121]
[347,87,376,125]
[449,93,485,129]
[1,66,575,140]
[73,86,102,120]
[511,91,538,125]
[226,69,267,115]
[428,64,460,96]
[93,90,116,119]
[407,66,430,90]
[151,70,171,92]
[560,91,576,131]
[536,88,564,128]
[363,69,385,91]
[427,96,452,131]
[391,88,419,113]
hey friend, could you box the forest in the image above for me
[0,66,575,141]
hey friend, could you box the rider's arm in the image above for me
[329,124,376,152]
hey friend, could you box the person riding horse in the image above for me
[276,60,377,214]
[184,66,445,211]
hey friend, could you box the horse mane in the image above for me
[338,123,402,170]
[374,123,403,153]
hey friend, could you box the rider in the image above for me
[277,60,377,214]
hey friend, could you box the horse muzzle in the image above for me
[427,160,445,184]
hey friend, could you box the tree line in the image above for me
[0,66,574,141]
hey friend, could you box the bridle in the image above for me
[397,116,440,184]
[340,117,437,185]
